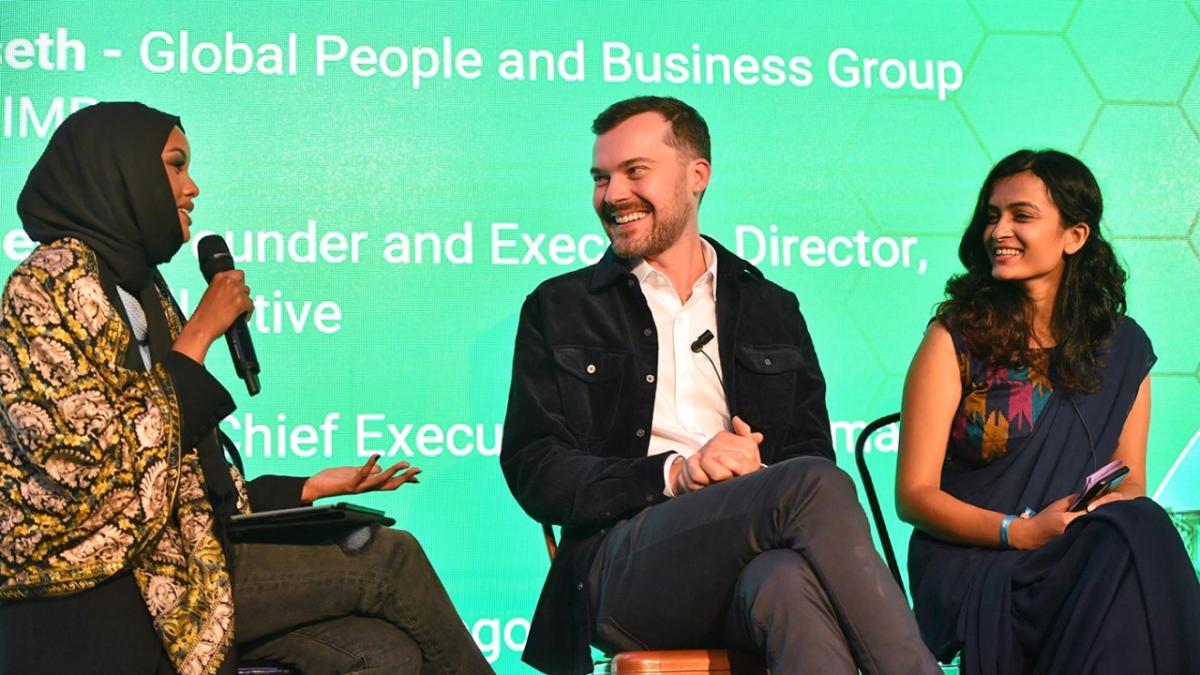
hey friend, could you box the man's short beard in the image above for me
[611,212,688,259]
[609,186,694,259]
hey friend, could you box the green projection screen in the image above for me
[2,1,1198,670]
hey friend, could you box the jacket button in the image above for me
[577,583,584,591]
[764,358,773,366]
[645,374,655,383]
[586,364,596,374]
[643,327,653,337]
[626,278,635,287]
[635,428,645,438]
[645,494,654,503]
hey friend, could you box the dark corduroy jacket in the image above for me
[501,236,835,674]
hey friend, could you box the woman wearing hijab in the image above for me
[0,103,492,675]
[896,149,1200,674]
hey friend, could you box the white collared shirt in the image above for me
[116,286,153,370]
[630,239,730,494]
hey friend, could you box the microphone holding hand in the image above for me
[172,235,260,395]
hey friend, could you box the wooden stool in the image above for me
[610,648,737,674]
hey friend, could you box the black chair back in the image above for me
[853,412,905,599]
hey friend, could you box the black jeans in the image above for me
[587,456,939,675]
[234,528,493,675]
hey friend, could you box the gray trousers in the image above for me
[233,528,493,675]
[587,456,940,675]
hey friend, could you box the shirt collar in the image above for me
[630,238,718,300]
[589,234,752,293]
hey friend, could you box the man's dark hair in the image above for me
[591,96,711,163]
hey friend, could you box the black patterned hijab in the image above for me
[17,102,185,293]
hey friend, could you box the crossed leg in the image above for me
[587,456,938,675]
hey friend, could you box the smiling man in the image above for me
[501,96,939,674]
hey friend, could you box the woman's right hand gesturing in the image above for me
[171,269,253,364]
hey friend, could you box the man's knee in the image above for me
[768,457,858,506]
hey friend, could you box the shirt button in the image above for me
[635,428,645,438]
[643,328,653,337]
[646,374,655,383]
[764,358,773,367]
[586,364,596,374]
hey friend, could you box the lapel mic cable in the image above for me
[1068,394,1099,475]
[690,329,724,389]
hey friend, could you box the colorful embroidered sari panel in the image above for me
[948,326,1054,464]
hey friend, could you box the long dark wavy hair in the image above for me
[935,149,1127,393]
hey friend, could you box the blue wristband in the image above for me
[999,514,1017,549]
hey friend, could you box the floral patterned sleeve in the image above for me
[0,240,184,598]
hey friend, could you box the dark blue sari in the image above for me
[908,317,1200,674]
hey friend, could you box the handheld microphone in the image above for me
[197,235,261,396]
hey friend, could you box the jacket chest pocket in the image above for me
[552,347,627,440]
[735,345,802,425]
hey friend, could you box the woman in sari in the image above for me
[896,149,1200,674]
[0,102,492,674]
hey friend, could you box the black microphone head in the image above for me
[690,329,714,353]
[197,234,235,282]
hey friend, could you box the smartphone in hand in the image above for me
[1068,460,1130,512]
